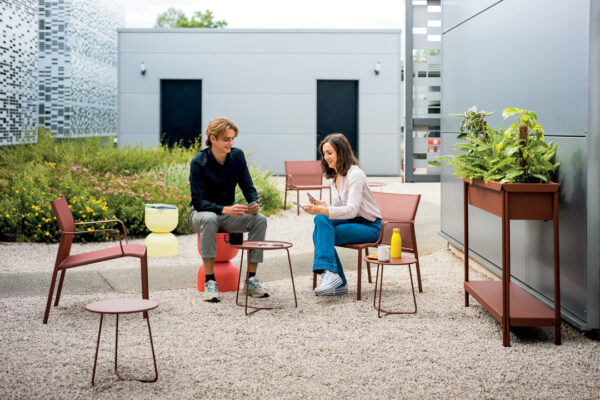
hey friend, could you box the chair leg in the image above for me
[329,188,332,203]
[283,189,288,211]
[313,272,317,289]
[365,247,372,283]
[319,189,322,200]
[54,269,66,306]
[357,250,362,300]
[43,267,59,324]
[415,259,423,293]
[141,254,149,319]
[297,190,300,215]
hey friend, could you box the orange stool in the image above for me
[197,233,240,292]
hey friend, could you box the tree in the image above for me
[155,8,227,28]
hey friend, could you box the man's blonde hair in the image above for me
[205,117,239,147]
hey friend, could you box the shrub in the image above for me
[0,131,282,243]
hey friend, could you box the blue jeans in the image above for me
[312,214,382,285]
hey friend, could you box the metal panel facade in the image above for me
[118,29,403,175]
[441,0,595,328]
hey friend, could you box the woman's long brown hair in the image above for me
[319,133,359,179]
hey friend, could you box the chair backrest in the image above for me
[284,161,324,188]
[51,196,75,260]
[373,192,421,251]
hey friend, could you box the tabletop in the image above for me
[364,255,418,266]
[85,298,159,314]
[228,240,293,250]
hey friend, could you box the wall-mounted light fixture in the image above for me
[140,61,146,76]
[374,61,381,76]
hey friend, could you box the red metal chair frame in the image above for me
[43,196,149,324]
[284,161,332,215]
[312,192,423,300]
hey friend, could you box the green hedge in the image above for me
[0,130,282,243]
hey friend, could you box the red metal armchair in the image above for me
[312,192,422,300]
[284,161,332,215]
[43,196,149,324]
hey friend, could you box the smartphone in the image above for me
[248,201,257,208]
[307,193,315,202]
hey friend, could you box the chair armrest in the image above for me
[75,219,129,243]
[62,229,125,254]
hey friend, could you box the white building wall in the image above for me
[118,29,403,175]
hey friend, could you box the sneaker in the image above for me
[315,270,343,296]
[322,283,348,297]
[204,280,221,302]
[245,276,269,298]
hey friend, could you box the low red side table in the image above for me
[85,298,159,386]
[227,240,297,315]
[364,256,418,318]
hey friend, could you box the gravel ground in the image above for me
[1,249,599,399]
[1,180,599,398]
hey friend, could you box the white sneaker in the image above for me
[322,283,348,297]
[245,276,269,298]
[204,280,221,302]
[315,270,343,296]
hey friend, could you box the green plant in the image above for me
[234,165,283,215]
[0,131,282,243]
[439,106,559,183]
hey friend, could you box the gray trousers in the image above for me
[188,209,267,263]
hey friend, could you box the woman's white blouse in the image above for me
[328,165,382,221]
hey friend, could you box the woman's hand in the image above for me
[302,204,328,216]
[309,197,326,206]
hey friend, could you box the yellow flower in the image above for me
[35,213,38,216]
[45,232,49,236]
[15,190,19,193]
[5,213,8,218]
[22,187,27,191]
[87,227,93,231]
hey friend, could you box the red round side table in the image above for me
[85,298,159,386]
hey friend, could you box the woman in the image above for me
[302,133,382,296]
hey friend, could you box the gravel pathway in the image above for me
[1,249,599,399]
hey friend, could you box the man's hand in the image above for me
[246,202,260,215]
[222,204,249,217]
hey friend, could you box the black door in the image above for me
[160,80,202,147]
[316,80,358,158]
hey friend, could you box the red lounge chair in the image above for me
[312,192,422,300]
[43,196,149,324]
[284,161,332,215]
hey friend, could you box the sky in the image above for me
[112,0,405,30]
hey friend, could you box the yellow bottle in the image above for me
[390,228,402,259]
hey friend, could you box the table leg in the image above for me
[115,314,123,381]
[139,315,158,382]
[286,248,298,308]
[91,313,104,386]
[375,263,418,317]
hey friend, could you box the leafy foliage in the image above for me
[155,8,227,28]
[440,106,559,184]
[0,131,282,243]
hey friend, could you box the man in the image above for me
[188,117,268,302]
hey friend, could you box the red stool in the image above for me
[197,233,240,292]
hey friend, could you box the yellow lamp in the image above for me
[144,204,178,257]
